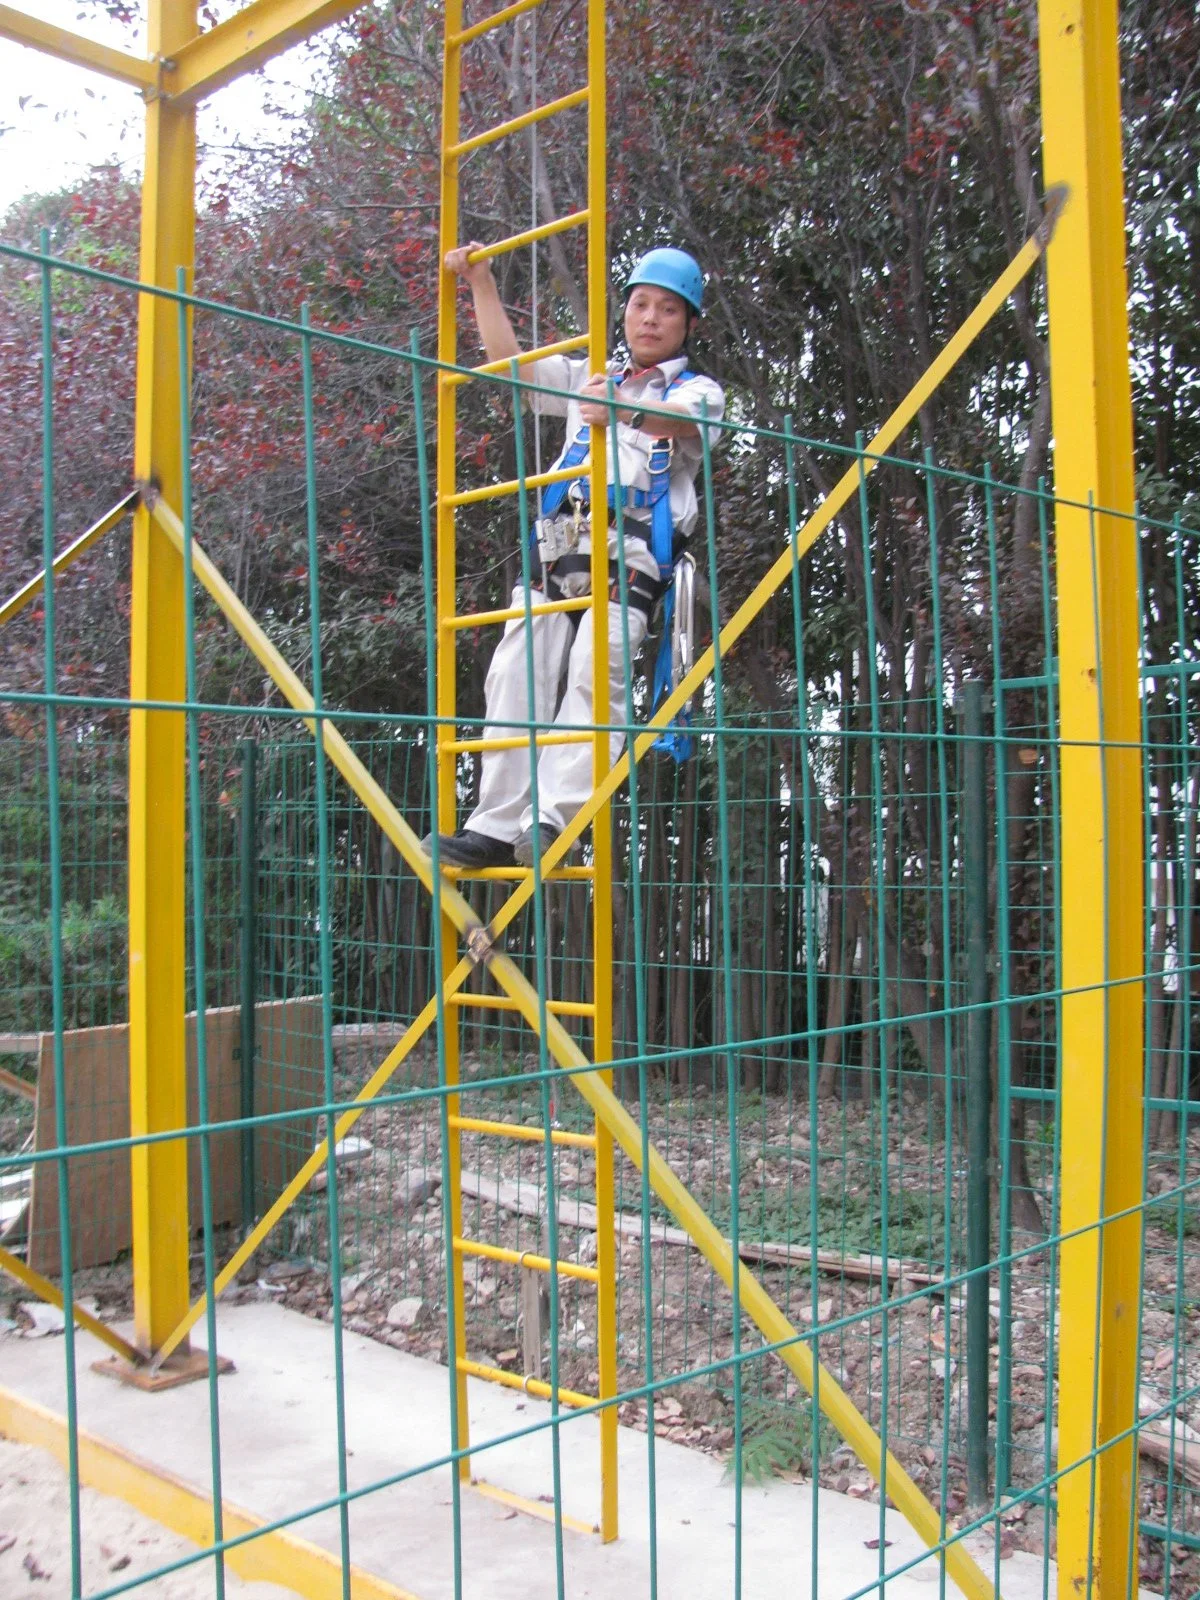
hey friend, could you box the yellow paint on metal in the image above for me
[0,3,156,87]
[162,0,364,105]
[582,0,619,1545]
[457,1358,595,1413]
[447,1113,597,1144]
[448,0,546,50]
[467,210,589,262]
[453,1237,600,1283]
[0,491,137,628]
[469,1478,597,1536]
[443,333,589,385]
[128,0,197,1358]
[0,1387,421,1600]
[445,463,583,506]
[0,1246,143,1365]
[447,87,590,159]
[447,995,597,1017]
[443,595,589,629]
[445,731,592,755]
[436,0,472,1485]
[1038,5,1143,1597]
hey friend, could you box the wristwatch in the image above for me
[626,408,646,430]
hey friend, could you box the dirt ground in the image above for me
[0,1437,294,1600]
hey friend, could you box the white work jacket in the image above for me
[524,353,725,540]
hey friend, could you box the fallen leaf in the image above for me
[0,1534,15,1556]
[23,1553,51,1581]
[110,1556,131,1573]
[864,1537,893,1550]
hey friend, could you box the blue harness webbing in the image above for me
[537,367,699,763]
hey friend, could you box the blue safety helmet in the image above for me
[624,247,704,316]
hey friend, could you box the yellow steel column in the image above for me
[584,0,618,1545]
[435,0,471,1479]
[128,0,196,1354]
[1038,4,1144,1595]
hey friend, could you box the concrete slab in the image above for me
[0,1302,1055,1600]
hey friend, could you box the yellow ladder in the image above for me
[434,0,618,1541]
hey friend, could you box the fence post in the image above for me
[962,681,992,1509]
[238,735,258,1237]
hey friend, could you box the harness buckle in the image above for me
[535,512,584,567]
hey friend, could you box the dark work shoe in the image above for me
[513,822,561,867]
[423,829,515,869]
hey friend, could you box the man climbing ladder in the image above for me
[427,243,725,869]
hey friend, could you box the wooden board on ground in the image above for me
[457,1169,941,1289]
[27,998,324,1275]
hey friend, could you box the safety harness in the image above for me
[534,369,699,760]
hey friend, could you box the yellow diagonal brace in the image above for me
[143,507,993,1598]
[0,1244,143,1366]
[0,491,138,628]
[162,0,364,105]
[0,4,156,88]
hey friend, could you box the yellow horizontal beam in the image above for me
[440,863,594,882]
[0,1387,418,1600]
[448,86,589,159]
[447,994,596,1017]
[441,334,589,386]
[0,491,138,629]
[444,596,590,629]
[444,731,592,754]
[448,0,545,49]
[0,1246,142,1366]
[469,1478,596,1538]
[163,0,363,104]
[448,1112,597,1144]
[0,5,156,87]
[454,1236,599,1282]
[457,1357,593,1411]
[467,210,588,264]
[444,462,581,507]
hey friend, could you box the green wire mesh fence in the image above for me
[2,238,1200,1598]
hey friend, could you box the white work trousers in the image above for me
[466,568,653,842]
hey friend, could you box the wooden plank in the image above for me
[457,1169,941,1289]
[0,1034,41,1054]
[0,1064,36,1101]
[27,998,324,1275]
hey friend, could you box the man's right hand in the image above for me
[444,242,495,289]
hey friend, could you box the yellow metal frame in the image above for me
[0,491,137,627]
[137,187,1057,1577]
[4,0,1143,1592]
[432,0,619,1539]
[1038,5,1143,1598]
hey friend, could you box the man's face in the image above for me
[624,284,691,368]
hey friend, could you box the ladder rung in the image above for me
[439,863,595,881]
[444,596,590,629]
[469,1479,598,1538]
[444,462,582,509]
[442,335,589,388]
[468,210,588,266]
[448,0,545,49]
[448,994,596,1019]
[450,1112,597,1143]
[448,88,589,159]
[457,1356,594,1410]
[446,731,591,755]
[455,1235,599,1282]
